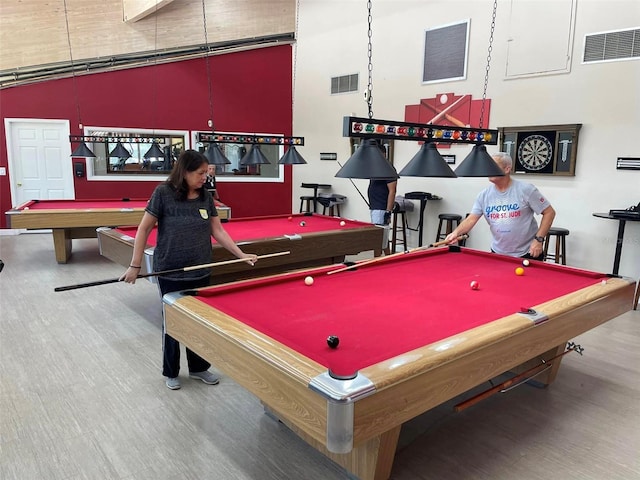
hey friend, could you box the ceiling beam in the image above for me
[122,0,176,23]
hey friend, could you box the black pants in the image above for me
[158,275,211,378]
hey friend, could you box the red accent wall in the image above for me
[0,45,293,227]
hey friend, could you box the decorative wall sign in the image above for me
[499,124,581,176]
[404,92,492,149]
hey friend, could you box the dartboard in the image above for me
[517,134,553,171]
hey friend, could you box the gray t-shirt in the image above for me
[146,183,218,280]
[471,178,551,257]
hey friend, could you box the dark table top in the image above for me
[593,212,640,221]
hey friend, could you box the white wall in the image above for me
[293,0,640,281]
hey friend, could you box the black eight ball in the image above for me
[327,335,340,349]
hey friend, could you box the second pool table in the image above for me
[97,213,383,284]
[5,198,231,263]
[162,247,635,480]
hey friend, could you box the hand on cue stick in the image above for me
[54,251,290,292]
[327,235,468,276]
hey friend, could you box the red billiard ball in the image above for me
[287,216,293,221]
[470,280,479,290]
[327,335,340,349]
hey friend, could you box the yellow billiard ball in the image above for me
[515,267,525,276]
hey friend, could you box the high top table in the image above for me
[592,212,640,275]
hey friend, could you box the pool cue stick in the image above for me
[54,251,291,292]
[453,342,584,413]
[326,234,468,276]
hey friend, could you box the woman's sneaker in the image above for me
[189,371,220,385]
[165,377,181,390]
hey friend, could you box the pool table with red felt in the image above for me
[97,213,383,284]
[6,198,230,264]
[162,247,635,480]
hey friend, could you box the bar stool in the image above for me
[317,194,346,217]
[435,214,462,243]
[391,202,408,252]
[299,195,315,213]
[543,227,570,265]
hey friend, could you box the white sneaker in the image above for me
[165,377,181,390]
[189,371,220,385]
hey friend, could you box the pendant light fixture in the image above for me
[454,0,504,177]
[65,0,95,158]
[336,0,398,180]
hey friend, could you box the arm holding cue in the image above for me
[327,234,468,276]
[54,251,291,292]
[454,342,584,412]
[121,211,157,284]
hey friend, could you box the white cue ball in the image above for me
[601,279,607,286]
[340,221,346,226]
[24,207,29,210]
[304,276,314,286]
[522,259,530,267]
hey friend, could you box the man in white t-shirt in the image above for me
[445,152,556,260]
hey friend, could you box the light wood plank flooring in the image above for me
[1,232,638,480]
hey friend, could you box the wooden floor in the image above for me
[1,232,639,480]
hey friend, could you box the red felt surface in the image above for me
[21,199,148,211]
[115,214,374,245]
[192,248,606,376]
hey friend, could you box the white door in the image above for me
[4,119,75,207]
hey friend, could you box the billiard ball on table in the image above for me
[327,335,340,349]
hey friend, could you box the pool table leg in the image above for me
[510,344,567,386]
[280,415,401,480]
[52,229,72,264]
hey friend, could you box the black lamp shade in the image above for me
[143,142,165,159]
[108,142,131,159]
[399,142,456,177]
[71,141,96,158]
[455,144,505,177]
[278,146,307,164]
[335,138,398,179]
[240,145,270,165]
[204,143,231,165]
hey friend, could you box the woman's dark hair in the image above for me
[166,149,208,200]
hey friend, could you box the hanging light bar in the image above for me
[343,116,498,146]
[197,132,304,146]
